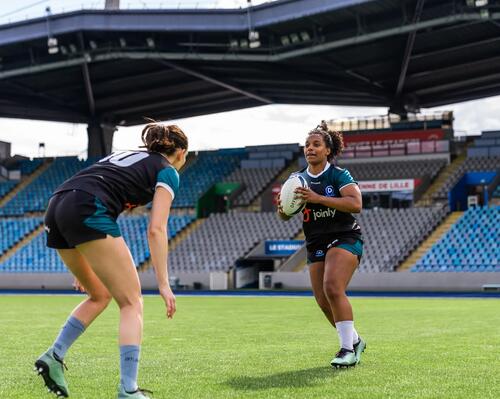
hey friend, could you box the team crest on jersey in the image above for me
[325,185,335,197]
[315,250,324,257]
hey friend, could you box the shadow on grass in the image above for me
[225,366,337,391]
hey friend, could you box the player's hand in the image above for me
[159,285,176,319]
[276,193,285,215]
[72,278,86,293]
[295,187,322,204]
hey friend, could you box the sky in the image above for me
[1,0,499,158]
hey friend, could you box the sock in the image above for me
[336,320,354,351]
[353,327,360,345]
[120,345,140,393]
[52,316,86,359]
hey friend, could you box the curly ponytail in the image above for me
[308,120,344,161]
[140,121,188,155]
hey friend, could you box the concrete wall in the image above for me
[259,271,500,292]
[0,272,211,290]
[1,271,499,292]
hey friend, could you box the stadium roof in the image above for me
[1,0,500,126]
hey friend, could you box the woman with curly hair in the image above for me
[278,121,366,368]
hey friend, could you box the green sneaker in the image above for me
[117,385,153,398]
[34,349,69,397]
[330,348,357,368]
[353,337,366,364]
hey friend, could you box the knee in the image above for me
[89,290,112,309]
[323,281,345,301]
[117,294,143,314]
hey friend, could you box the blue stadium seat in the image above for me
[0,214,194,273]
[173,150,247,208]
[0,181,17,199]
[18,158,44,176]
[0,157,95,216]
[0,217,43,257]
[412,206,499,272]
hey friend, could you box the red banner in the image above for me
[343,129,445,144]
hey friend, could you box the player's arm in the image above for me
[295,184,362,213]
[148,187,176,319]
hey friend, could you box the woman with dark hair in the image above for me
[35,122,188,398]
[278,121,366,368]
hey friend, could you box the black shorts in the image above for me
[306,234,363,264]
[44,190,121,249]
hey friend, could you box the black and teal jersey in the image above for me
[294,163,361,242]
[54,151,179,216]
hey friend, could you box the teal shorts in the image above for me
[45,190,121,249]
[306,235,363,264]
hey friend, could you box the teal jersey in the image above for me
[294,163,362,242]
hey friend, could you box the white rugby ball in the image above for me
[280,175,308,216]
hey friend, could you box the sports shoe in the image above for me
[118,385,153,398]
[330,348,357,368]
[353,337,366,364]
[34,349,69,397]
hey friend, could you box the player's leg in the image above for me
[308,251,361,347]
[309,262,336,327]
[35,249,112,397]
[323,247,359,368]
[56,248,112,347]
[76,236,149,398]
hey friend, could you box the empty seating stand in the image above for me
[433,157,500,200]
[18,158,44,176]
[297,158,446,181]
[169,211,302,273]
[0,181,17,199]
[0,157,95,216]
[223,146,297,207]
[174,150,246,208]
[0,159,45,200]
[412,206,499,272]
[225,167,282,206]
[359,207,448,272]
[0,217,42,257]
[0,214,194,273]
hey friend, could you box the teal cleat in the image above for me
[330,348,357,368]
[353,337,366,364]
[34,349,69,397]
[118,385,153,399]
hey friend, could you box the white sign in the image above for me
[359,179,415,192]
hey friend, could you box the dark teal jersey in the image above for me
[294,163,362,242]
[54,151,179,216]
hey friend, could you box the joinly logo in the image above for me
[303,207,337,222]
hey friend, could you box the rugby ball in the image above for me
[280,175,308,216]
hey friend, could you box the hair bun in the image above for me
[140,121,188,155]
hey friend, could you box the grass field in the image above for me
[1,295,499,399]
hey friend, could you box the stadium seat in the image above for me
[173,150,247,208]
[433,156,500,200]
[297,158,447,181]
[0,217,43,257]
[412,206,499,272]
[0,214,194,273]
[168,211,303,273]
[0,157,95,216]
